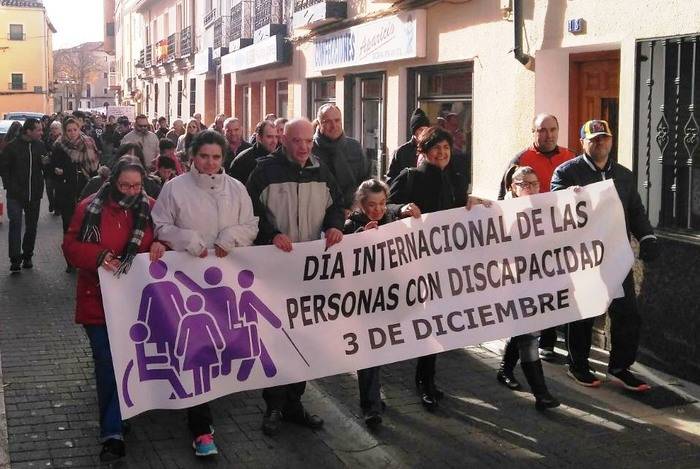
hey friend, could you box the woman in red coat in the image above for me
[63,156,164,462]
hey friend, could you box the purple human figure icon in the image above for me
[128,322,192,400]
[135,260,186,371]
[175,294,225,396]
[235,270,282,381]
[174,267,242,377]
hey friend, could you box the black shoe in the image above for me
[421,392,438,411]
[364,410,382,429]
[609,369,651,392]
[262,410,282,436]
[415,379,445,399]
[10,262,21,273]
[497,369,522,391]
[521,360,560,411]
[284,410,324,430]
[21,258,33,269]
[534,392,560,411]
[567,368,601,387]
[99,438,125,463]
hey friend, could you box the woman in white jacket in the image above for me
[151,130,258,457]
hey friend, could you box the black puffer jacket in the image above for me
[0,137,47,202]
[551,154,654,241]
[385,138,418,186]
[388,161,468,214]
[313,132,371,209]
[228,141,272,184]
[343,205,403,234]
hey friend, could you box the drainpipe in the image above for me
[513,0,533,68]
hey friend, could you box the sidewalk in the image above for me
[0,202,699,468]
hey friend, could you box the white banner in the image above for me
[100,181,634,418]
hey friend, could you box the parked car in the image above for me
[3,111,44,122]
[0,120,19,140]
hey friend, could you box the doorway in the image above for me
[569,50,620,158]
[345,73,386,177]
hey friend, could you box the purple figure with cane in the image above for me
[174,267,242,377]
[135,260,186,371]
[175,294,225,395]
[235,270,282,381]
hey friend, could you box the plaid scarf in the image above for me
[79,181,151,277]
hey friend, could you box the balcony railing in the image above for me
[155,39,168,65]
[180,26,192,56]
[293,0,324,12]
[213,17,223,49]
[254,0,285,30]
[136,48,145,67]
[204,8,217,27]
[9,82,26,90]
[167,33,178,61]
[144,45,152,67]
[230,4,243,41]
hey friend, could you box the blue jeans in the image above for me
[7,198,41,262]
[84,325,123,442]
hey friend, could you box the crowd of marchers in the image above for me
[0,104,659,463]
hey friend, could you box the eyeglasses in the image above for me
[117,182,142,191]
[514,181,540,189]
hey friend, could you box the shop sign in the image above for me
[313,9,426,71]
[221,35,288,74]
[194,48,213,75]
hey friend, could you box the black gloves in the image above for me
[639,237,659,262]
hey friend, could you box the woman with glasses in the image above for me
[495,165,560,411]
[62,156,165,462]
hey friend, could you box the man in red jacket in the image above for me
[497,113,575,366]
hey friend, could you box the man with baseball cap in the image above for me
[550,119,659,391]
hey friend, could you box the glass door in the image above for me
[353,74,385,177]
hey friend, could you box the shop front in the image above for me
[222,33,292,135]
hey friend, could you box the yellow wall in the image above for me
[0,5,54,116]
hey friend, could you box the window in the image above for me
[634,34,700,234]
[409,63,474,179]
[68,101,73,111]
[10,73,24,90]
[189,78,196,117]
[104,72,108,79]
[104,88,108,95]
[87,101,91,109]
[165,81,171,121]
[308,77,335,119]
[9,24,24,41]
[106,22,115,37]
[276,80,288,118]
[86,84,91,98]
[146,84,150,114]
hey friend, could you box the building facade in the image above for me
[53,41,118,112]
[0,0,56,116]
[111,0,700,383]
